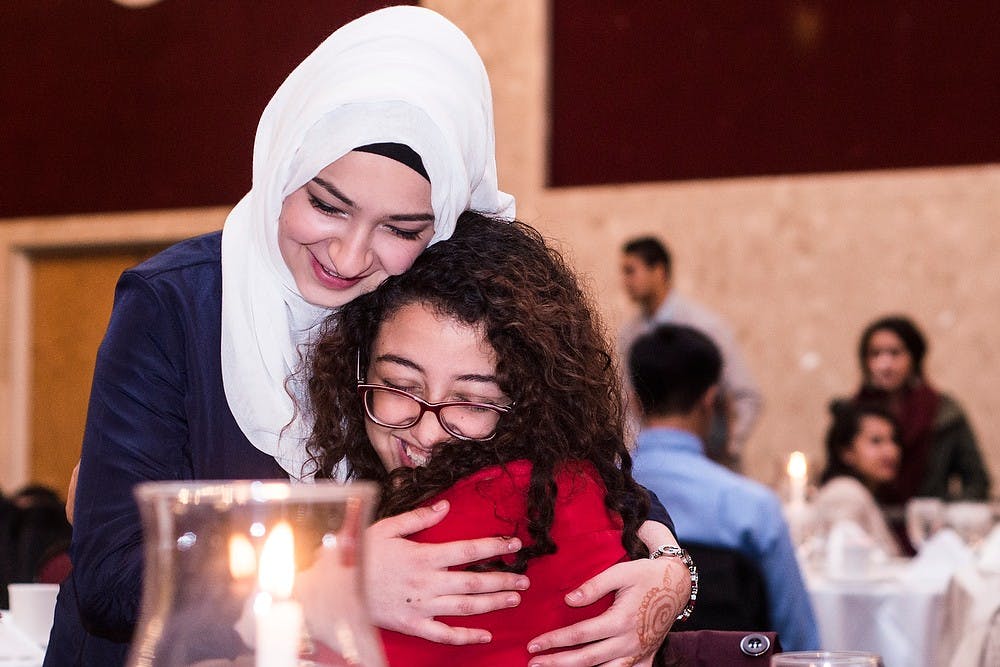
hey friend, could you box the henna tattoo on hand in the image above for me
[628,560,690,665]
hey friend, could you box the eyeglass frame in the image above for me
[355,350,514,441]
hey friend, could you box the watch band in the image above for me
[648,545,698,621]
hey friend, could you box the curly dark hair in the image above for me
[304,211,650,571]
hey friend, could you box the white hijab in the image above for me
[220,6,515,480]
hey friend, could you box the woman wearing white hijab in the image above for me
[49,7,688,667]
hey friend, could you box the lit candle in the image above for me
[255,521,304,667]
[229,534,257,580]
[787,451,808,506]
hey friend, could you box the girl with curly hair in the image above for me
[306,212,691,666]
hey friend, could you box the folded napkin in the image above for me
[978,523,1000,573]
[902,528,975,588]
[825,519,883,579]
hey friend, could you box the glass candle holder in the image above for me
[127,480,386,667]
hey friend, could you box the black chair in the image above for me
[0,485,73,606]
[681,542,771,632]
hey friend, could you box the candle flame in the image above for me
[258,521,295,598]
[787,451,808,479]
[228,534,257,579]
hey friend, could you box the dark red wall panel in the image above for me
[550,1,1000,186]
[2,1,407,217]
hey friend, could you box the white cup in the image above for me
[7,583,60,647]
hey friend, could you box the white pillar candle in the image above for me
[255,521,303,667]
[787,451,808,506]
[255,596,304,667]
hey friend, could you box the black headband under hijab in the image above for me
[353,142,429,181]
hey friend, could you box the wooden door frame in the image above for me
[0,207,228,492]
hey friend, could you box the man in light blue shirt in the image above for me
[628,324,820,651]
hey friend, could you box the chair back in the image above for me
[682,542,770,632]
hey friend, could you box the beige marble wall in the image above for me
[429,0,1000,489]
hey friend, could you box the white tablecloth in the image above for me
[806,562,947,667]
[807,560,1000,667]
[939,566,1000,667]
[0,612,44,667]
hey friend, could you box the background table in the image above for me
[805,562,947,667]
[806,559,1000,667]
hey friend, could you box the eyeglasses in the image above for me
[356,352,512,441]
[357,385,512,441]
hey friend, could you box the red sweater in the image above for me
[379,459,628,666]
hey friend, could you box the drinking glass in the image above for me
[944,501,995,548]
[905,497,945,551]
[772,651,883,666]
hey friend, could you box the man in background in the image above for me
[628,323,819,651]
[619,236,762,469]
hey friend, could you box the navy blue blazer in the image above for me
[44,232,287,666]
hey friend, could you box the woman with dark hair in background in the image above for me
[815,401,904,556]
[852,315,990,505]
